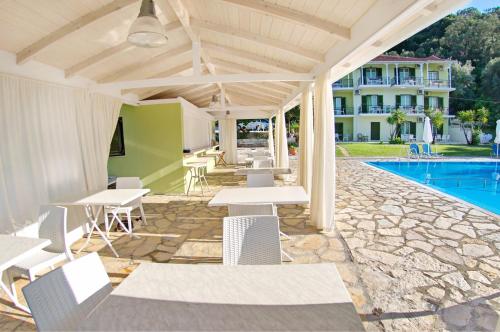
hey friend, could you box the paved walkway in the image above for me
[0,159,498,331]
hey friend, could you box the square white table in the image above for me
[208,186,309,207]
[0,235,51,312]
[234,167,292,176]
[64,189,150,257]
[79,263,364,331]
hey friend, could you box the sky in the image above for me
[460,0,498,11]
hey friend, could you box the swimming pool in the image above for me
[367,161,500,215]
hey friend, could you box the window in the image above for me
[399,68,410,82]
[334,97,342,110]
[400,95,412,107]
[109,117,125,157]
[367,95,378,106]
[366,68,377,79]
[428,96,439,109]
[428,71,439,82]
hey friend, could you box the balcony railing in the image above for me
[332,79,353,88]
[391,76,423,86]
[423,79,453,88]
[334,107,354,115]
[359,105,428,114]
[358,77,389,86]
[426,107,450,115]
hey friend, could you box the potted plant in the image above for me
[288,143,297,155]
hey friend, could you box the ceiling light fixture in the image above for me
[128,0,167,48]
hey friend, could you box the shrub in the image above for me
[389,137,405,144]
[471,128,482,145]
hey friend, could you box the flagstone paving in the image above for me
[0,159,498,331]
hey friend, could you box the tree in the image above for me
[424,109,444,143]
[480,57,500,125]
[456,108,489,145]
[450,61,477,112]
[386,109,406,140]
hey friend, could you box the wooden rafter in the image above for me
[221,0,350,40]
[203,42,310,73]
[17,0,137,64]
[226,83,287,99]
[65,21,183,78]
[191,19,322,62]
[225,88,280,105]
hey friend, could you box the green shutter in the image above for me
[411,95,416,106]
[376,68,382,78]
[424,97,429,109]
[361,95,367,113]
[377,95,383,106]
[409,68,416,78]
[410,122,417,136]
[395,95,401,108]
[341,97,346,110]
[438,97,444,108]
[362,68,367,84]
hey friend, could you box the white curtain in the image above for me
[297,85,314,194]
[0,73,121,234]
[276,109,289,169]
[219,118,237,164]
[268,117,275,162]
[310,72,335,230]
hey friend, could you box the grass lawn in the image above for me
[337,143,491,157]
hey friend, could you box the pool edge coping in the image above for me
[362,160,500,219]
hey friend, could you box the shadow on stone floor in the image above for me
[360,292,500,331]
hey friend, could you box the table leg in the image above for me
[77,205,119,258]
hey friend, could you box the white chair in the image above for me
[104,177,147,236]
[22,253,112,331]
[10,205,74,282]
[186,164,210,196]
[223,216,282,265]
[247,171,274,187]
[253,159,273,168]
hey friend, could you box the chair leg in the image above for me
[281,250,293,262]
[126,211,132,237]
[139,203,147,225]
[104,211,110,237]
[186,175,193,196]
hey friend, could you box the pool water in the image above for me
[367,161,500,215]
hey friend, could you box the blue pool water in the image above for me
[367,161,500,215]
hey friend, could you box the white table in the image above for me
[79,263,364,331]
[65,189,150,257]
[235,167,292,175]
[208,186,309,207]
[0,235,51,311]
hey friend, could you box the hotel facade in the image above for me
[332,55,457,142]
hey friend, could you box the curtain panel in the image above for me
[276,109,289,169]
[219,118,237,164]
[297,84,314,194]
[0,74,121,234]
[267,116,275,162]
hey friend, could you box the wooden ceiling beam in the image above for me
[65,20,183,78]
[17,0,137,64]
[203,41,309,73]
[221,0,350,40]
[192,19,322,63]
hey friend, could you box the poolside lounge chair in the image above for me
[408,143,420,159]
[422,143,443,158]
[491,144,500,158]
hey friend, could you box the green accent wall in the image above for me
[108,103,185,194]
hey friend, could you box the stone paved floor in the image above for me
[0,159,498,331]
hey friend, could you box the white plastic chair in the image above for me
[223,216,282,265]
[104,177,147,235]
[22,253,112,331]
[11,205,74,282]
[247,171,274,187]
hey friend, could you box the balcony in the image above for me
[423,79,453,89]
[332,79,353,89]
[334,107,354,115]
[359,105,393,114]
[391,76,423,86]
[358,77,389,86]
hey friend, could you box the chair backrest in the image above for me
[228,203,276,217]
[116,177,143,189]
[409,143,419,154]
[422,143,431,154]
[247,172,274,187]
[223,216,282,265]
[23,253,112,331]
[38,205,72,258]
[253,159,273,168]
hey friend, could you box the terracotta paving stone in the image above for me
[0,158,498,331]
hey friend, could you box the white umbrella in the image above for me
[494,119,500,144]
[422,116,433,144]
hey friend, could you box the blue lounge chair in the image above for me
[492,144,500,158]
[422,143,443,158]
[408,143,420,158]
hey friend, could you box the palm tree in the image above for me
[387,109,406,140]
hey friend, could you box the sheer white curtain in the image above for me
[276,109,289,169]
[297,84,314,194]
[0,74,121,234]
[310,72,335,230]
[267,117,275,161]
[219,118,237,164]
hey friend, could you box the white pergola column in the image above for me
[297,84,314,194]
[310,71,335,231]
[276,109,289,169]
[268,116,275,163]
[219,118,237,164]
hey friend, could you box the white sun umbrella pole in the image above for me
[422,117,433,182]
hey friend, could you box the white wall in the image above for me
[181,99,214,151]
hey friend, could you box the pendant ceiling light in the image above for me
[128,0,167,48]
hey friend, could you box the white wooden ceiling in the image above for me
[0,0,466,108]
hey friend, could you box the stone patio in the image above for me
[0,159,498,331]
